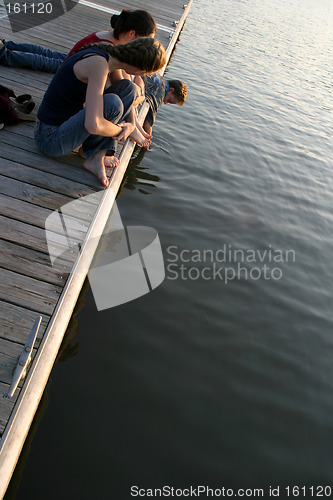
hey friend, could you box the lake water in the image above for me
[6,0,333,498]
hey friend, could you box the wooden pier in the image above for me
[0,0,193,495]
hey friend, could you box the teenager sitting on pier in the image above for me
[34,38,166,188]
[0,9,156,73]
[142,75,188,137]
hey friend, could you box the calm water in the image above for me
[6,0,333,498]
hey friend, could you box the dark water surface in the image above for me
[7,0,333,498]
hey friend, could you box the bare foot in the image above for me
[104,155,120,168]
[130,128,151,148]
[141,129,152,140]
[136,121,152,140]
[78,146,86,159]
[82,150,108,187]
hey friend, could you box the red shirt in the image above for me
[68,32,115,56]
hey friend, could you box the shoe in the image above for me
[15,102,39,121]
[9,94,33,107]
[0,123,4,130]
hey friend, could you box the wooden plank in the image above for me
[0,215,78,262]
[0,173,101,223]
[0,66,52,91]
[0,2,175,48]
[0,126,119,181]
[0,28,71,51]
[0,268,61,315]
[0,7,112,45]
[0,301,49,345]
[0,194,52,228]
[0,382,19,435]
[0,239,69,287]
[0,140,104,186]
[0,63,53,84]
[86,0,181,25]
[0,174,76,211]
[0,130,80,167]
[0,157,97,199]
[0,131,115,186]
[0,194,91,236]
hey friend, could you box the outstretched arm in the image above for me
[114,107,136,141]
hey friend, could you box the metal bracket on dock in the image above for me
[5,316,42,399]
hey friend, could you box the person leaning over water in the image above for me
[0,9,156,73]
[142,75,188,137]
[34,38,166,188]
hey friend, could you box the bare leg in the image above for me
[135,116,152,140]
[143,119,152,137]
[129,127,151,148]
[82,150,109,187]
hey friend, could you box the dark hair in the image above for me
[72,38,166,74]
[168,80,188,105]
[110,9,157,40]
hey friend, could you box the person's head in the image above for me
[110,9,157,43]
[164,80,188,105]
[93,38,166,75]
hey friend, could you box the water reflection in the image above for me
[117,146,161,197]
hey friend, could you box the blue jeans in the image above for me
[0,39,66,73]
[35,80,136,159]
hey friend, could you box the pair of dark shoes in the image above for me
[9,94,38,121]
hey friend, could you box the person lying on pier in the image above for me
[0,9,156,74]
[142,75,188,137]
[34,38,166,188]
